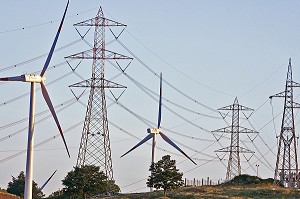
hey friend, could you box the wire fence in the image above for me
[184,177,223,186]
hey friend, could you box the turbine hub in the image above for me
[147,128,161,134]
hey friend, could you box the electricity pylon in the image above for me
[270,58,300,188]
[65,7,132,182]
[213,97,257,181]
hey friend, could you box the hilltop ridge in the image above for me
[109,175,300,199]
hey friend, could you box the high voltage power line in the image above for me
[0,6,293,194]
[0,6,99,34]
[3,31,278,166]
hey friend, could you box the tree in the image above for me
[62,165,120,198]
[7,171,44,198]
[147,155,184,198]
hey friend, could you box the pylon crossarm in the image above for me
[65,49,133,60]
[74,18,96,26]
[103,78,127,88]
[269,91,285,98]
[292,102,300,109]
[218,104,234,111]
[215,146,232,153]
[215,146,236,153]
[239,126,258,134]
[218,104,254,111]
[239,146,255,153]
[69,79,91,88]
[69,78,127,89]
[215,146,254,153]
[65,49,93,59]
[105,50,133,60]
[291,81,300,87]
[212,126,232,133]
[212,126,257,134]
[103,17,127,27]
[74,17,127,27]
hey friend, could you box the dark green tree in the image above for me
[62,165,120,199]
[7,171,44,198]
[147,155,184,198]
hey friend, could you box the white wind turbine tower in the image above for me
[0,2,70,199]
[121,73,197,191]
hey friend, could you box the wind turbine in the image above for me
[121,73,197,191]
[0,2,70,199]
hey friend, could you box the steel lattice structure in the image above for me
[213,97,257,181]
[270,58,300,188]
[65,7,132,182]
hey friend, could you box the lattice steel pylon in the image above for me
[270,58,300,188]
[65,7,132,183]
[213,97,256,181]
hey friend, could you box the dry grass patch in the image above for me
[109,175,300,199]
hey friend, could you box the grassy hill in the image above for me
[0,192,20,199]
[110,175,300,199]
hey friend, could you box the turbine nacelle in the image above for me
[147,128,161,134]
[23,74,46,83]
[0,74,45,83]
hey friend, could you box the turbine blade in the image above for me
[40,170,57,191]
[0,75,25,82]
[40,82,70,157]
[121,133,153,158]
[157,73,162,128]
[159,132,197,165]
[40,0,69,77]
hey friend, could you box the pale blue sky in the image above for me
[0,0,300,196]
